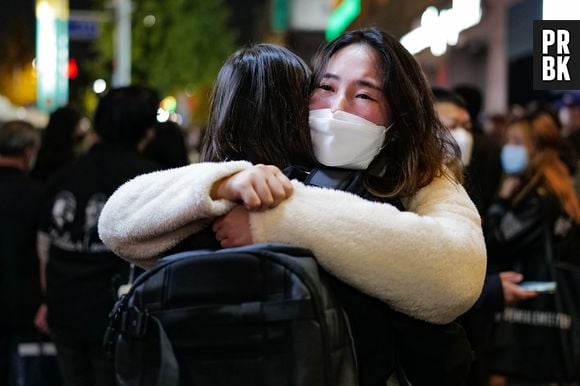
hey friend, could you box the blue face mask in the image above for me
[501,144,529,175]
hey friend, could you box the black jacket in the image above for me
[485,189,576,274]
[43,143,158,342]
[0,167,44,332]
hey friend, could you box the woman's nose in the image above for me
[330,93,349,113]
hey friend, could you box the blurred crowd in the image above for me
[1,69,579,385]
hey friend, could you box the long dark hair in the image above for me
[31,106,82,181]
[201,43,316,168]
[311,28,462,198]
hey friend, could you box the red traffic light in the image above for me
[68,58,78,79]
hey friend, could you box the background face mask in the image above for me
[501,144,529,175]
[450,127,474,166]
[309,109,388,170]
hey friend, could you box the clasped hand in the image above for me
[211,164,293,247]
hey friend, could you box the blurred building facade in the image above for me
[1,0,578,123]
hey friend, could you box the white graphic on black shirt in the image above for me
[50,191,109,253]
[52,191,76,230]
[83,194,107,249]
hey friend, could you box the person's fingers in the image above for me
[261,165,292,207]
[500,271,523,283]
[226,164,291,210]
[214,217,231,244]
[521,290,538,298]
[511,287,538,303]
[34,318,42,332]
[212,217,224,234]
[34,310,50,335]
[239,187,262,211]
[265,176,288,207]
[214,224,228,242]
[251,176,274,209]
[219,237,231,248]
[266,165,293,197]
[222,237,244,248]
[279,174,294,197]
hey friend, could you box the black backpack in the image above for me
[104,243,358,386]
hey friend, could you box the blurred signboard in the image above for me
[36,0,69,113]
[289,0,331,31]
[69,19,98,41]
[68,10,106,41]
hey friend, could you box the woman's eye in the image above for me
[357,93,375,101]
[318,84,333,91]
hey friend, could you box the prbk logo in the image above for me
[533,20,580,90]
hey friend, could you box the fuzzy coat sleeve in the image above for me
[248,174,487,324]
[97,161,252,267]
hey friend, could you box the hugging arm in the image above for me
[98,161,486,323]
[247,174,487,324]
[97,161,252,267]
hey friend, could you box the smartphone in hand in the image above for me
[518,281,557,293]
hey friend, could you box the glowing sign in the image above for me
[543,0,580,20]
[401,0,482,56]
[326,0,361,41]
[36,0,69,112]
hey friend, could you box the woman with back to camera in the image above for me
[31,106,85,182]
[99,43,317,253]
[99,29,487,385]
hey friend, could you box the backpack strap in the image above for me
[305,167,353,189]
[149,316,180,386]
[105,298,179,386]
[283,165,362,192]
[303,167,367,196]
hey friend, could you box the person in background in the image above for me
[0,120,44,386]
[547,95,580,199]
[528,106,577,175]
[432,87,537,386]
[486,115,580,386]
[484,113,509,144]
[99,30,486,385]
[453,84,484,130]
[31,106,87,183]
[37,86,160,386]
[435,86,503,215]
[143,121,190,169]
[558,91,580,157]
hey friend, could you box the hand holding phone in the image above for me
[500,272,541,305]
[518,281,557,293]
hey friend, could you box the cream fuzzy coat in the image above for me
[98,161,486,324]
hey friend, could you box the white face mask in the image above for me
[450,127,474,166]
[309,109,391,170]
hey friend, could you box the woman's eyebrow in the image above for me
[322,73,339,80]
[357,80,382,91]
[322,73,382,91]
[322,72,383,92]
